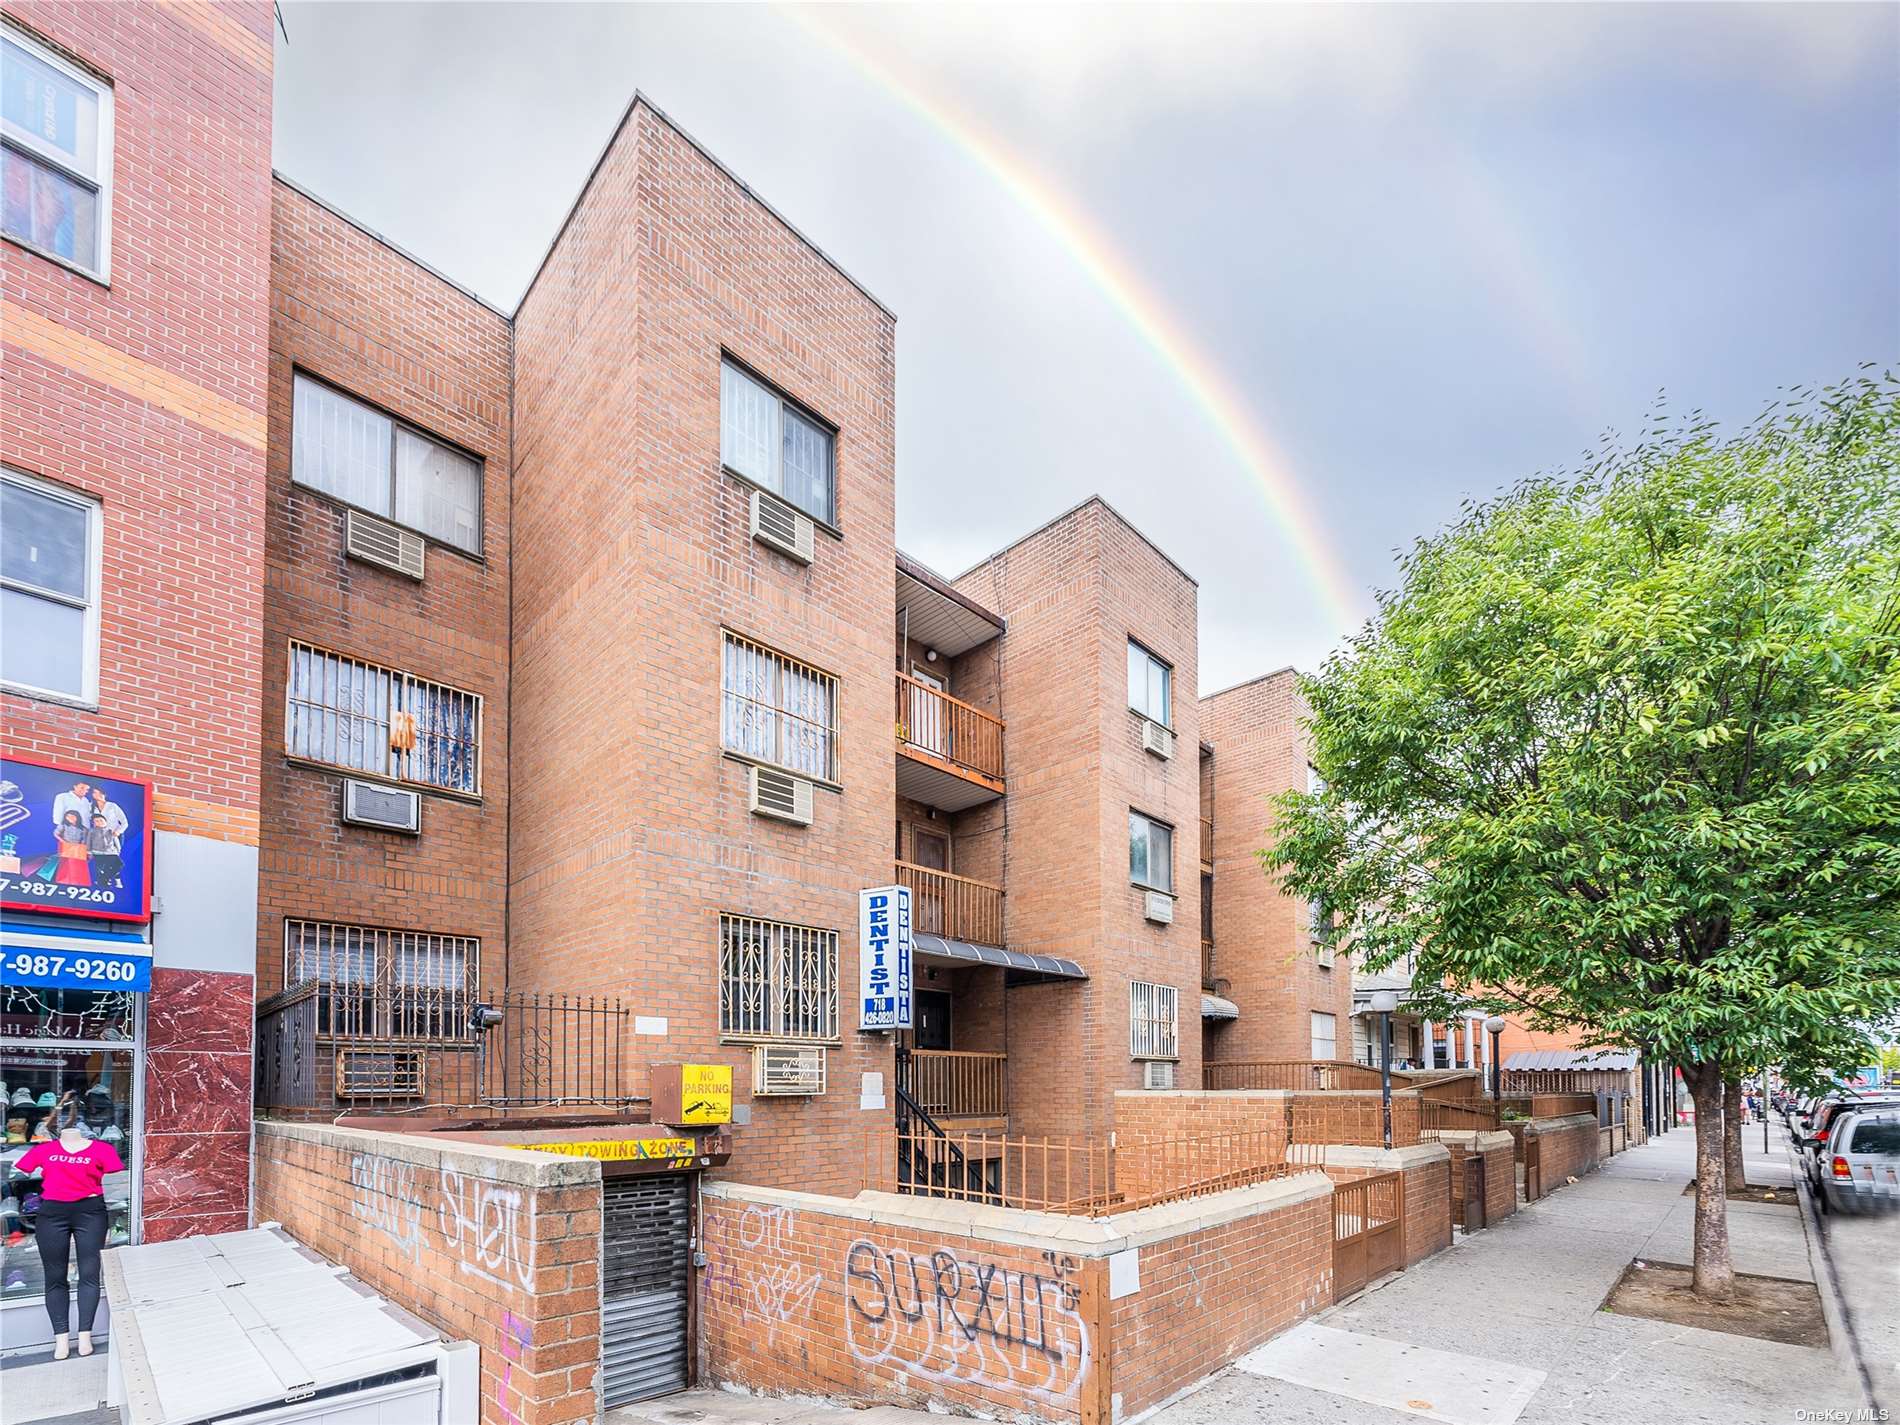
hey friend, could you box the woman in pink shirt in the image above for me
[17,1097,123,1358]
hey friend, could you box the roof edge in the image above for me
[1200,665,1301,703]
[952,494,1199,589]
[896,550,1004,632]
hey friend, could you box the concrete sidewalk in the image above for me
[1155,1123,1853,1425]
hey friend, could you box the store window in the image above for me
[1,985,139,1311]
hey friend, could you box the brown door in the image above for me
[915,989,952,1052]
[912,829,949,935]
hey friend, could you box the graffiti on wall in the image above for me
[439,1164,536,1294]
[348,1153,424,1264]
[844,1242,1091,1405]
[704,1204,821,1345]
[496,1310,532,1425]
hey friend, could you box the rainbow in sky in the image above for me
[790,9,1363,634]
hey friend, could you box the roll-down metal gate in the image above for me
[601,1173,693,1406]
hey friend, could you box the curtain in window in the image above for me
[721,638,778,763]
[407,680,478,794]
[781,408,833,525]
[293,378,392,515]
[395,429,481,554]
[286,644,391,776]
[720,363,778,487]
[779,660,833,778]
[288,922,374,986]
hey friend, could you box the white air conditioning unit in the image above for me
[750,489,815,565]
[1140,719,1175,760]
[1144,890,1175,924]
[752,1044,826,1096]
[1144,1060,1176,1090]
[342,778,422,835]
[344,510,426,580]
[748,765,814,826]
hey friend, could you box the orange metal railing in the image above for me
[895,861,1005,946]
[905,1048,1008,1118]
[895,672,1004,783]
[1203,1059,1386,1092]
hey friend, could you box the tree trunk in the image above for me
[1684,1063,1735,1300]
[1724,1078,1747,1189]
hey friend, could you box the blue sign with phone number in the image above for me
[0,948,151,992]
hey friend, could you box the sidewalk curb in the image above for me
[1786,1138,1882,1417]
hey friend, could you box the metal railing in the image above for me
[1199,815,1214,865]
[895,672,1004,783]
[1501,1067,1625,1094]
[899,1047,1008,1118]
[894,861,1004,946]
[1420,1100,1502,1137]
[1203,1059,1387,1092]
[256,985,633,1115]
[284,640,482,796]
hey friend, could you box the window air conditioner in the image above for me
[1144,891,1175,925]
[344,509,426,580]
[1141,719,1175,760]
[1144,1059,1176,1090]
[336,1048,424,1098]
[342,778,422,835]
[752,1044,826,1096]
[749,765,814,826]
[750,489,815,565]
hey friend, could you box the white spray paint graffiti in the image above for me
[438,1164,535,1293]
[843,1242,1091,1407]
[348,1153,423,1264]
[703,1205,821,1345]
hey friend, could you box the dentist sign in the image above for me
[858,885,913,1032]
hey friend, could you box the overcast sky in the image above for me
[273,2,1898,690]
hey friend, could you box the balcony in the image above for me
[1200,815,1213,866]
[896,860,1004,946]
[895,671,1005,810]
[900,1048,1008,1121]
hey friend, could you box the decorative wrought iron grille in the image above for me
[718,913,838,1042]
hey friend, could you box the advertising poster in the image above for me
[0,753,153,922]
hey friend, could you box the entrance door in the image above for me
[600,1173,693,1405]
[915,989,953,1051]
[907,668,949,758]
[911,829,949,935]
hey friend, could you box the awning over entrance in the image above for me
[1201,993,1239,1020]
[1503,1049,1637,1072]
[911,933,1086,980]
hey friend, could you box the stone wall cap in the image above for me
[257,1118,600,1188]
[1319,1142,1452,1168]
[1525,1113,1601,1134]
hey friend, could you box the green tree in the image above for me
[1268,374,1900,1300]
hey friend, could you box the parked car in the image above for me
[1802,1095,1900,1188]
[1820,1108,1900,1214]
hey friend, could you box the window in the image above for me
[1130,981,1179,1060]
[1311,1011,1338,1062]
[718,914,839,1042]
[1127,640,1171,725]
[291,374,482,555]
[720,359,835,526]
[1,25,112,279]
[1,469,101,702]
[721,631,838,781]
[1310,895,1336,967]
[285,919,477,1041]
[1129,810,1174,893]
[284,641,482,796]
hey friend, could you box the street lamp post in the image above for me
[1485,1015,1507,1100]
[1372,991,1399,1149]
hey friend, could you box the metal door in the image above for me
[1463,1153,1487,1232]
[600,1173,693,1406]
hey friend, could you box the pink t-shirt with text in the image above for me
[17,1139,125,1202]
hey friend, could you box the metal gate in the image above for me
[1332,1169,1404,1300]
[1524,1136,1542,1202]
[1462,1152,1487,1232]
[601,1173,693,1406]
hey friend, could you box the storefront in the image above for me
[0,754,155,1349]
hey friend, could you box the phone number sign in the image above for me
[0,945,151,992]
[0,753,154,922]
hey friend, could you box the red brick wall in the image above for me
[255,1121,602,1425]
[259,179,514,998]
[1199,671,1354,1063]
[1444,1135,1516,1229]
[508,100,898,1194]
[1527,1114,1601,1193]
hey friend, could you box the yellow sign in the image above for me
[680,1063,733,1124]
[518,1137,699,1163]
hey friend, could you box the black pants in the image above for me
[35,1196,107,1334]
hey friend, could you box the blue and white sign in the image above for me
[859,885,913,1032]
[0,924,153,992]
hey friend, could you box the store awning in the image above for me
[1,922,153,992]
[1503,1049,1637,1072]
[1201,993,1239,1021]
[911,934,1086,980]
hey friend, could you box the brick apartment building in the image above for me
[0,0,274,1349]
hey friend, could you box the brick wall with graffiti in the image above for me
[699,1174,1333,1425]
[255,1120,603,1425]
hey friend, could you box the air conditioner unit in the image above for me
[344,509,426,580]
[1316,940,1336,969]
[748,765,814,826]
[750,489,815,565]
[1144,1060,1176,1090]
[1141,719,1175,760]
[336,1048,424,1099]
[752,1044,826,1096]
[342,778,422,835]
[1144,891,1175,924]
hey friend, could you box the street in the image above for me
[1798,1128,1899,1417]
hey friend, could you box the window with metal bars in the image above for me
[285,640,482,795]
[720,631,837,782]
[285,919,477,1041]
[718,914,839,1043]
[1130,980,1179,1060]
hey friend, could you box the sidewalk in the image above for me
[1155,1124,1850,1425]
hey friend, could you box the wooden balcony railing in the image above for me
[904,1048,1008,1118]
[1200,815,1214,865]
[896,672,1004,784]
[896,861,1005,946]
